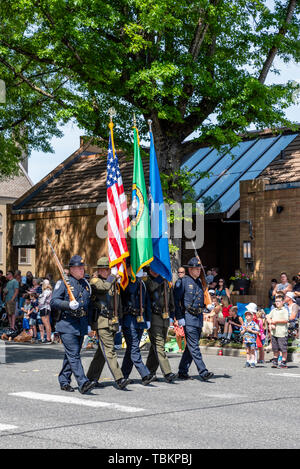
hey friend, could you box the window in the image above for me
[18,248,31,265]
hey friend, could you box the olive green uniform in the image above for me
[87,275,124,382]
[145,275,174,377]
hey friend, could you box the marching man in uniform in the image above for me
[174,257,214,382]
[86,257,129,390]
[50,255,95,394]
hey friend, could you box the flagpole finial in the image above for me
[133,112,137,127]
[108,107,116,123]
[148,119,152,133]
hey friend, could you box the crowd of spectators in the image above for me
[175,266,300,368]
[1,266,300,368]
[0,270,56,343]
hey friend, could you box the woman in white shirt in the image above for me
[38,279,53,344]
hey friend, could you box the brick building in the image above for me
[7,128,300,306]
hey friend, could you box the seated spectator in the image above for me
[221,306,243,344]
[272,272,292,297]
[215,278,231,303]
[211,297,232,340]
[285,292,299,321]
[268,279,277,308]
[293,272,300,307]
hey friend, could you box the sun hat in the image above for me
[245,302,257,314]
[285,292,296,302]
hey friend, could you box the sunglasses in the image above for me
[178,271,185,274]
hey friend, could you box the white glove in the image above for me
[118,326,122,333]
[146,321,151,330]
[178,318,185,327]
[69,300,79,310]
[206,304,214,312]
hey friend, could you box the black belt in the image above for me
[62,309,87,319]
[124,308,140,317]
[186,307,204,317]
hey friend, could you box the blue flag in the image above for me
[149,131,172,282]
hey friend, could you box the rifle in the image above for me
[46,238,76,302]
[136,280,144,323]
[162,279,170,319]
[111,281,119,324]
[191,240,212,307]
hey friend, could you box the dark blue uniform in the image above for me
[174,274,208,377]
[50,276,91,390]
[121,278,151,379]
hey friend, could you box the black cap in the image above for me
[67,255,87,267]
[183,257,202,268]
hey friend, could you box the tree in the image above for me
[0,0,299,189]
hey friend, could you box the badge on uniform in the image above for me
[55,280,62,290]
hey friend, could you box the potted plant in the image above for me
[229,271,252,295]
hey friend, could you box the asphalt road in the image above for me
[1,342,300,449]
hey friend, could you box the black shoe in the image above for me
[79,380,96,394]
[177,373,194,380]
[93,381,104,389]
[142,374,155,385]
[200,371,214,381]
[124,378,134,385]
[60,384,75,392]
[116,378,130,390]
[164,372,176,383]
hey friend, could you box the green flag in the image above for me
[130,126,153,282]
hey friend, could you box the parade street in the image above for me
[1,344,300,450]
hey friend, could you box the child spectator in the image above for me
[256,309,266,363]
[241,304,260,368]
[29,292,39,342]
[173,318,186,352]
[38,279,53,344]
[267,294,289,369]
[21,294,31,333]
[221,306,243,344]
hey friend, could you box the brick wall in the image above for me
[7,206,107,280]
[240,179,300,306]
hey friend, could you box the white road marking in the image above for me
[268,373,300,378]
[9,392,145,413]
[0,424,18,432]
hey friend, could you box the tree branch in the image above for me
[258,0,297,84]
[0,56,67,107]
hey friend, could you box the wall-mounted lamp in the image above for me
[243,240,252,260]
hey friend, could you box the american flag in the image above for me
[106,129,130,289]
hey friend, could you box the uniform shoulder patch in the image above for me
[54,280,62,290]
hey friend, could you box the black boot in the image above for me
[164,372,176,383]
[60,384,75,392]
[142,374,155,385]
[116,378,130,390]
[79,380,96,394]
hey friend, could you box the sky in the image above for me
[28,58,300,184]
